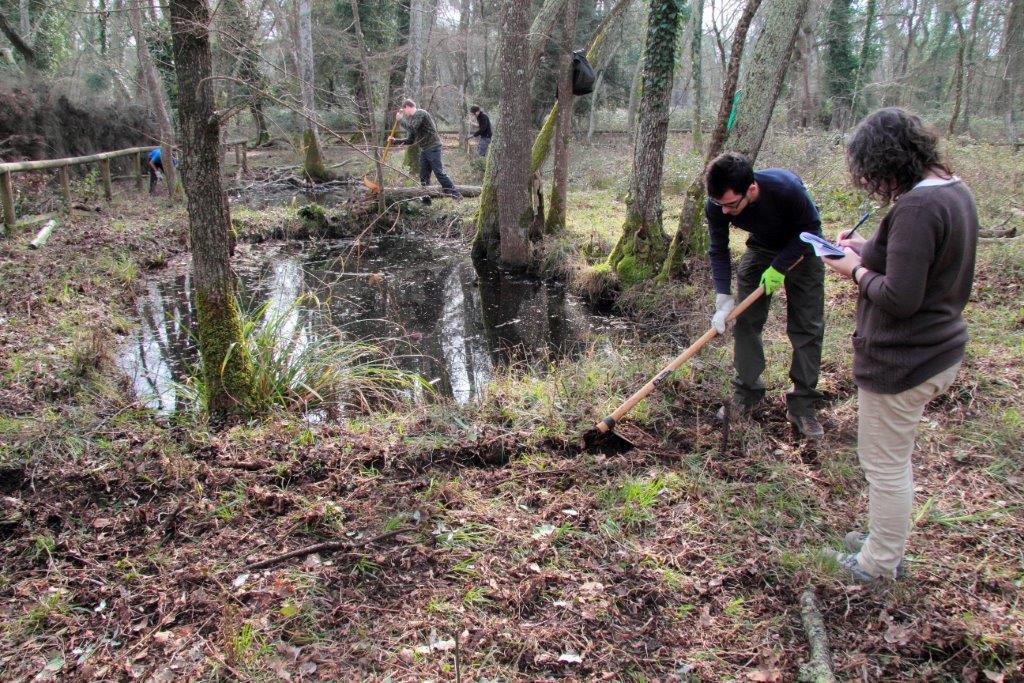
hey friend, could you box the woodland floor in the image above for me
[0,132,1022,681]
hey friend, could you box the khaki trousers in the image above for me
[855,362,961,578]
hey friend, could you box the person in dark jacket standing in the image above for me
[823,107,978,583]
[468,105,492,157]
[704,152,826,440]
[389,99,462,200]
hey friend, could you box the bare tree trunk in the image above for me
[348,0,383,211]
[626,56,643,132]
[127,0,177,197]
[726,0,811,158]
[851,0,876,118]
[19,0,29,35]
[706,0,763,158]
[587,71,603,143]
[405,0,425,101]
[168,0,255,420]
[662,0,762,276]
[799,25,813,127]
[495,0,532,269]
[691,0,705,151]
[608,0,685,286]
[545,0,580,234]
[960,0,982,131]
[997,0,1023,142]
[947,6,966,136]
[458,0,471,153]
[296,0,327,179]
[890,0,919,104]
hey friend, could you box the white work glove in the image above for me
[711,293,736,334]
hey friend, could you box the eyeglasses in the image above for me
[709,189,749,209]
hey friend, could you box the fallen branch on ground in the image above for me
[246,526,415,570]
[798,589,837,683]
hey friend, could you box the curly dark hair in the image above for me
[846,107,952,203]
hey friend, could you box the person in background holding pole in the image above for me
[468,105,492,158]
[822,107,978,583]
[705,152,827,441]
[388,99,463,201]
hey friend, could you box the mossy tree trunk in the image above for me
[169,0,256,420]
[607,0,686,287]
[474,0,635,260]
[495,0,533,269]
[297,0,327,181]
[545,0,580,235]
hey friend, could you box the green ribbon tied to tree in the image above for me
[726,90,743,131]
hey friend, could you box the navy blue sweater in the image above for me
[706,169,821,295]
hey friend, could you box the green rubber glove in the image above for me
[760,266,785,295]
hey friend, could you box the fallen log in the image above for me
[376,185,482,200]
[798,590,837,683]
[29,218,57,249]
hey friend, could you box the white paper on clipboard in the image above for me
[799,232,847,259]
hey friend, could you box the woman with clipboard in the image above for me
[821,108,979,583]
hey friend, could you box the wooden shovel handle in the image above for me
[593,285,766,434]
[380,117,401,164]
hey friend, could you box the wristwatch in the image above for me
[851,265,864,283]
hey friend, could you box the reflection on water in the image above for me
[119,234,622,412]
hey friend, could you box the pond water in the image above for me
[118,232,624,413]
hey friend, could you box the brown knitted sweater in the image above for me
[853,178,978,394]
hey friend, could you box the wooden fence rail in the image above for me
[0,145,158,231]
[1,139,251,232]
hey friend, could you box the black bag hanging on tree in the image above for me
[571,51,596,96]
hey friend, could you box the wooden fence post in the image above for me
[134,152,143,190]
[100,159,112,200]
[235,143,241,166]
[60,166,71,212]
[242,144,248,173]
[1,171,15,230]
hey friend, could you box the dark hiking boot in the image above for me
[787,412,824,441]
[844,532,905,578]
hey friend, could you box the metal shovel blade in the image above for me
[580,426,636,454]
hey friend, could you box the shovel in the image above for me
[362,117,400,193]
[581,285,767,453]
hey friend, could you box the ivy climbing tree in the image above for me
[606,0,687,286]
[822,0,858,128]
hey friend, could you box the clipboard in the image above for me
[799,232,847,259]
